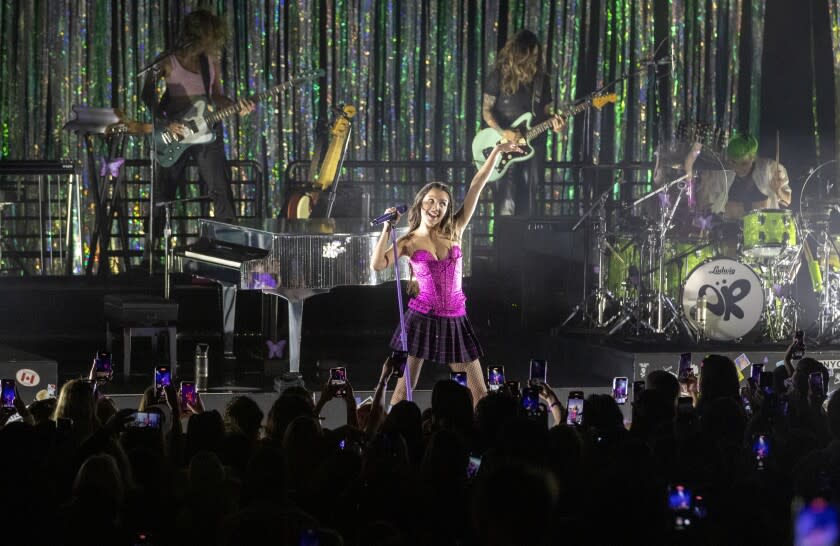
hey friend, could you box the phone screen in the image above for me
[633,380,645,403]
[810,372,826,397]
[566,391,584,426]
[612,377,628,404]
[521,387,540,414]
[154,366,171,399]
[180,382,197,412]
[129,412,161,429]
[47,384,56,398]
[529,359,548,385]
[753,433,770,471]
[467,456,482,479]
[487,366,505,391]
[668,484,694,531]
[94,352,113,380]
[1,379,15,408]
[751,363,764,382]
[678,353,692,379]
[795,498,840,546]
[450,372,468,388]
[330,367,348,397]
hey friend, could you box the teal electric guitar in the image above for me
[471,92,617,181]
[154,69,324,167]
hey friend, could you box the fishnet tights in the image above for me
[390,357,487,408]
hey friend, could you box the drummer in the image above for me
[698,133,792,219]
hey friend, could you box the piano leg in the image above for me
[267,288,328,375]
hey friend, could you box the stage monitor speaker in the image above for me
[494,217,587,331]
[0,345,58,404]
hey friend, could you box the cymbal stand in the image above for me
[562,188,617,329]
[816,226,840,341]
[631,174,695,336]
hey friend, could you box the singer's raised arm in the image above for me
[455,141,521,231]
[370,207,405,272]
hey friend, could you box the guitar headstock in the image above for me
[591,93,618,110]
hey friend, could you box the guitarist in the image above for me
[481,30,563,216]
[141,9,254,241]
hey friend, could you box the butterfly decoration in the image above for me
[266,339,287,360]
[99,157,125,178]
[693,214,714,232]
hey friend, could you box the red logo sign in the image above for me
[16,368,40,387]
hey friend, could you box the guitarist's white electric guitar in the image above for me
[154,69,324,167]
[471,92,617,181]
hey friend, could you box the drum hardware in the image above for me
[562,189,621,329]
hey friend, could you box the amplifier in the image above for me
[0,345,58,404]
[494,217,588,330]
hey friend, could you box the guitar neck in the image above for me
[524,100,592,141]
[204,80,294,125]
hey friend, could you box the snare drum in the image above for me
[605,236,640,300]
[681,258,765,341]
[742,209,797,258]
[663,239,716,300]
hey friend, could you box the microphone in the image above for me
[370,204,408,227]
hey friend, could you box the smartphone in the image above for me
[1,378,14,408]
[794,498,840,546]
[154,366,171,400]
[633,380,645,403]
[487,365,505,392]
[329,367,348,397]
[521,387,540,414]
[678,352,692,380]
[810,372,826,398]
[668,484,694,531]
[612,377,628,405]
[47,384,56,398]
[180,381,197,412]
[94,351,113,382]
[467,455,482,479]
[504,380,521,397]
[792,330,806,360]
[759,371,774,394]
[450,371,468,388]
[751,363,764,383]
[566,391,584,426]
[529,359,548,386]
[677,396,694,416]
[753,433,770,471]
[389,351,406,378]
[128,411,161,429]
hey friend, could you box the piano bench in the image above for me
[104,294,178,378]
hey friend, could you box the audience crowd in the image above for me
[0,341,837,545]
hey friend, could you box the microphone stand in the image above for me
[388,221,412,401]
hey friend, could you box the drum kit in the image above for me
[564,171,804,344]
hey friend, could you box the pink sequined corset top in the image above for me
[408,245,467,317]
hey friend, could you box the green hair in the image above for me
[726,134,759,161]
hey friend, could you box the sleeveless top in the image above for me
[407,245,467,318]
[165,54,216,97]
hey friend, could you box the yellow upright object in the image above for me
[313,104,356,191]
[804,240,823,293]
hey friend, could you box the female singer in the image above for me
[370,141,522,406]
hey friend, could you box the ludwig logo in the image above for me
[16,369,40,387]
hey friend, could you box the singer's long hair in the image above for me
[496,30,543,96]
[400,182,458,295]
[176,9,229,58]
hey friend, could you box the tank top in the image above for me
[165,54,216,97]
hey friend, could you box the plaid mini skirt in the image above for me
[389,308,484,364]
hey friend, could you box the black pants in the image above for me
[153,134,235,236]
[494,141,546,217]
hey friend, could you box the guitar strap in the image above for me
[531,71,544,116]
[199,54,215,107]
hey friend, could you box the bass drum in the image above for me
[681,258,764,341]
